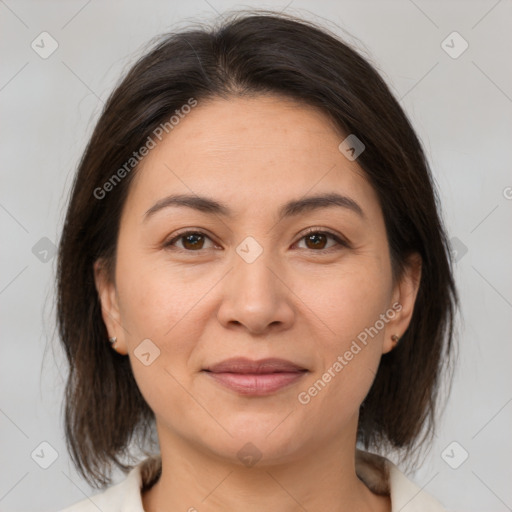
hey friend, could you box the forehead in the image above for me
[124,95,380,220]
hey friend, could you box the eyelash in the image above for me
[163,227,350,254]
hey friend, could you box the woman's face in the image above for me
[95,95,419,465]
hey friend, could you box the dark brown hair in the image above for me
[56,9,458,488]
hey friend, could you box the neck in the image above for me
[141,426,390,512]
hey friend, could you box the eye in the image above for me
[164,230,217,251]
[294,228,349,252]
[164,228,349,253]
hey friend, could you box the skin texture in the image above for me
[94,95,421,512]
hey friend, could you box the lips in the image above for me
[202,357,308,396]
[205,357,307,374]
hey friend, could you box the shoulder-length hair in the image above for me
[56,9,457,488]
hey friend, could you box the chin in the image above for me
[206,418,310,467]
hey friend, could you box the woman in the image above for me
[57,10,457,512]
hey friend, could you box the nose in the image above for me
[216,250,295,335]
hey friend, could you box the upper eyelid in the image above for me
[166,228,219,246]
[166,228,347,249]
[297,228,349,249]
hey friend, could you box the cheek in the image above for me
[294,258,392,339]
[114,250,220,398]
[115,247,214,339]
[294,261,391,403]
[114,259,207,418]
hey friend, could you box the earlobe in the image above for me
[93,259,128,355]
[382,253,422,354]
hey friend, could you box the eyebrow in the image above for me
[143,192,365,223]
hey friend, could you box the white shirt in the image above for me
[58,450,447,511]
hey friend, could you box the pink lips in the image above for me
[203,357,308,396]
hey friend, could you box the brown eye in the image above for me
[296,229,348,252]
[165,231,215,251]
[304,232,329,250]
[181,233,205,250]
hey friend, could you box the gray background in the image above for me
[1,0,511,511]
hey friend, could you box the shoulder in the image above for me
[57,456,161,512]
[356,450,448,512]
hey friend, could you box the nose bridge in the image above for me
[216,237,294,333]
[232,239,280,308]
[235,245,276,298]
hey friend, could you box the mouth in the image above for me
[202,357,308,396]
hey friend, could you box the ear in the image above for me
[382,252,422,354]
[93,258,128,355]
